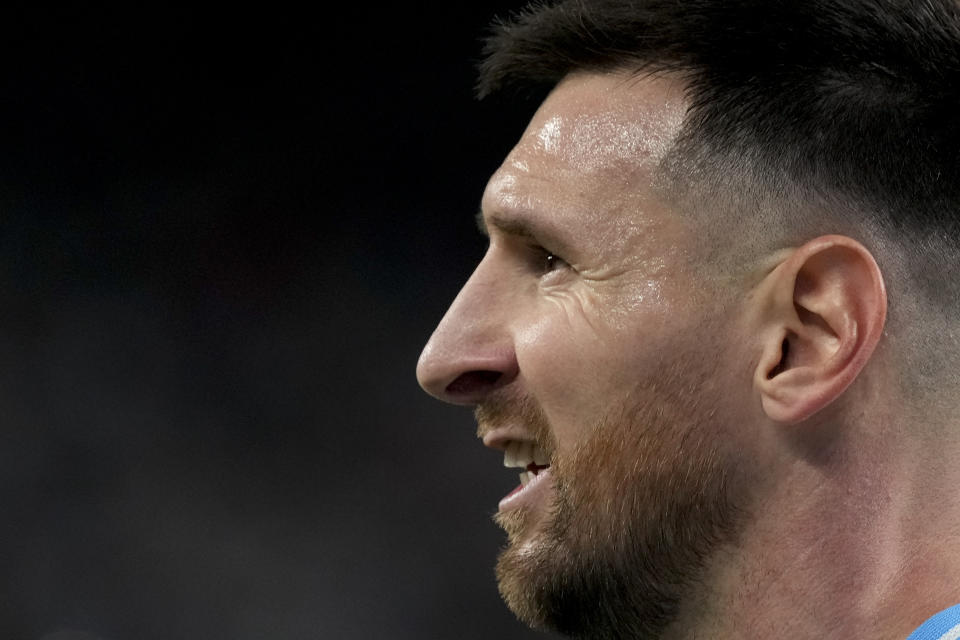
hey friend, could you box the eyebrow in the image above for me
[475,207,573,256]
[476,209,537,239]
[475,209,489,236]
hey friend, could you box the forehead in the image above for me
[482,72,688,230]
[519,71,687,174]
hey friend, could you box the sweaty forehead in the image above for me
[507,71,688,177]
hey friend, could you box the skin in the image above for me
[419,72,702,441]
[417,71,960,639]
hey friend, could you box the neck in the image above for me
[664,409,960,640]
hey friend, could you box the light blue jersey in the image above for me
[907,604,960,640]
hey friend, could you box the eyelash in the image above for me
[534,246,567,275]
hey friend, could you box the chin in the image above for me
[493,400,749,640]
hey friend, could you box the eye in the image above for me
[543,253,564,272]
[535,246,569,275]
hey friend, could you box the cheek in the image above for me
[513,295,655,445]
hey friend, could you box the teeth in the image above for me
[503,441,519,467]
[502,440,551,469]
[519,471,531,486]
[518,441,532,466]
[533,445,549,466]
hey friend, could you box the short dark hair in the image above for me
[478,0,960,305]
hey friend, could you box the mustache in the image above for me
[474,394,555,450]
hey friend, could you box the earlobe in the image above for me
[754,235,887,424]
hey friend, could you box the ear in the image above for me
[753,235,887,423]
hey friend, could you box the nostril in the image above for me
[446,370,503,397]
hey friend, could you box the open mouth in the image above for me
[503,440,551,486]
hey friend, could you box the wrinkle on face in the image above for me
[477,71,700,445]
[463,71,758,639]
[485,71,689,280]
[542,283,606,338]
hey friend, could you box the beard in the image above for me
[478,354,750,640]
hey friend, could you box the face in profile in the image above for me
[417,72,758,639]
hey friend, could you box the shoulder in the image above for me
[906,603,960,640]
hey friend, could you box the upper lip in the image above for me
[481,428,538,452]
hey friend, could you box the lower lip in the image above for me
[498,468,553,512]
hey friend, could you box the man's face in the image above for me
[417,72,756,638]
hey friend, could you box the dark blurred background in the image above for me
[0,5,556,639]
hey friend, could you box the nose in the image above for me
[416,259,519,405]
